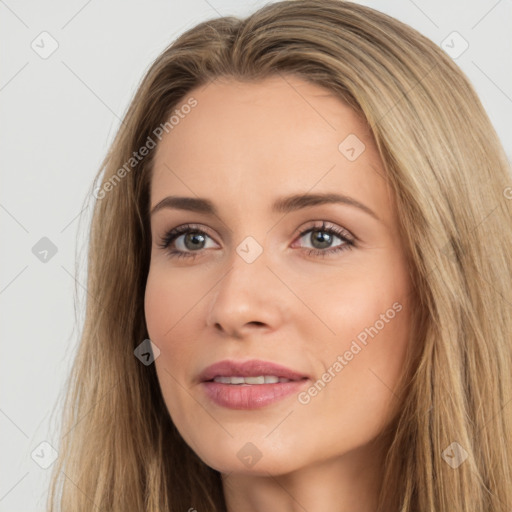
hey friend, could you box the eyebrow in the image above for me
[150,192,379,220]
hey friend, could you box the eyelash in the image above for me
[157,221,355,261]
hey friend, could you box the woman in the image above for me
[48,0,512,510]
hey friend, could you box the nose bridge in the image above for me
[217,238,272,306]
[206,237,285,334]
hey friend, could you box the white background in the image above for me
[1,0,511,510]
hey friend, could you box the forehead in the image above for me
[150,75,390,219]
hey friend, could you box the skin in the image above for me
[144,75,413,512]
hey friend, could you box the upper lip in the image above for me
[199,359,310,382]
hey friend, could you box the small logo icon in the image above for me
[338,134,366,161]
[32,237,58,262]
[31,31,59,59]
[440,240,457,262]
[441,441,469,468]
[31,441,58,469]
[441,31,469,59]
[134,339,161,365]
[237,442,263,468]
[236,236,263,264]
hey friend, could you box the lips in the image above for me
[198,359,309,383]
[199,359,311,409]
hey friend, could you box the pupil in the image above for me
[312,230,332,249]
[185,232,205,250]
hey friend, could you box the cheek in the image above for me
[305,259,409,346]
[310,257,412,400]
[144,264,201,342]
[144,270,197,432]
[144,272,170,342]
[144,270,190,383]
[144,265,204,392]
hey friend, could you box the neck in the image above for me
[221,438,387,512]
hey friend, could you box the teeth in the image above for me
[245,376,265,384]
[212,375,292,384]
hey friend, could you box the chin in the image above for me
[185,435,308,477]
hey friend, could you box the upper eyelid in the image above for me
[296,222,354,239]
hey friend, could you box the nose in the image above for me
[205,247,288,339]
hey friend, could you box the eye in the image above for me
[157,223,217,260]
[293,221,355,257]
[157,221,355,260]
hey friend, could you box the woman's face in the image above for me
[144,75,413,476]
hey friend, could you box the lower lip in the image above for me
[201,379,309,409]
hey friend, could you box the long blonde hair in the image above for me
[48,1,512,510]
